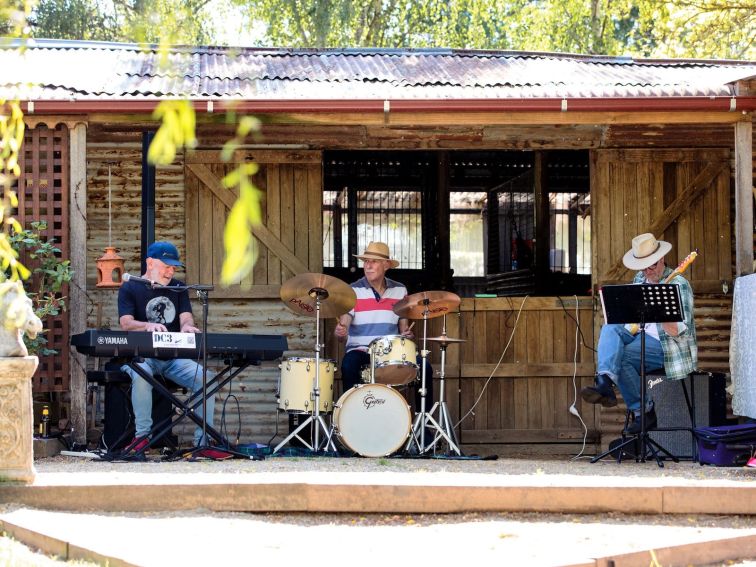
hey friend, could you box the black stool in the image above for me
[87,362,182,452]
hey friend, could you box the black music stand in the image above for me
[591,283,683,467]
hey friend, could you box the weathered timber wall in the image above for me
[85,138,316,445]
[78,122,746,453]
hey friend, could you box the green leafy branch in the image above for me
[219,115,263,285]
[147,100,197,165]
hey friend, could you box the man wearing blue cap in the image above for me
[118,241,217,454]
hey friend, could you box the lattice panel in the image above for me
[15,124,70,392]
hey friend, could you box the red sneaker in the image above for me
[747,456,756,469]
[130,436,150,454]
[195,447,234,460]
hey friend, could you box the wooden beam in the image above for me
[448,362,595,377]
[68,122,88,445]
[461,428,598,443]
[269,111,749,127]
[533,151,550,288]
[186,163,309,275]
[734,120,754,276]
[80,110,752,127]
[604,161,728,281]
[459,296,593,311]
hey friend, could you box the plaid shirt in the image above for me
[633,268,697,380]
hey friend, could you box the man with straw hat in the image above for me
[335,241,433,408]
[580,233,697,434]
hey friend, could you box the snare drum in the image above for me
[277,357,335,413]
[368,335,418,385]
[333,384,411,457]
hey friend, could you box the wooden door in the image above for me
[591,148,732,449]
[184,150,323,299]
[591,148,731,291]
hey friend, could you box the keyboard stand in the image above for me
[119,357,257,457]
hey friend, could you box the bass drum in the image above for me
[333,384,411,457]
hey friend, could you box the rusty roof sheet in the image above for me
[1,39,754,100]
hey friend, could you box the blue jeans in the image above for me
[596,324,664,414]
[122,358,216,446]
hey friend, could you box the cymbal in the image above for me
[426,335,466,346]
[280,273,356,318]
[393,290,461,320]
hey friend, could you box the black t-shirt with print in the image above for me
[117,278,192,332]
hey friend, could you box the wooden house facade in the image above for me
[3,40,755,455]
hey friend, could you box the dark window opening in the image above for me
[323,150,590,297]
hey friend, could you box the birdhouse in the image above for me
[96,246,125,287]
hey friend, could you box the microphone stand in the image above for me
[150,281,255,461]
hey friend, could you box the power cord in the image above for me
[557,295,596,353]
[567,294,589,460]
[454,295,528,429]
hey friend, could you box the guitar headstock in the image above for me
[677,249,699,273]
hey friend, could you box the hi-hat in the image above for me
[393,290,461,320]
[280,273,356,318]
[426,334,466,346]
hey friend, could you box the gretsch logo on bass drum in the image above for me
[362,390,386,410]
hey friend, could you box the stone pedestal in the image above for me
[0,357,39,483]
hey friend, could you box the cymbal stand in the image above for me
[405,299,441,455]
[423,315,462,455]
[273,287,336,454]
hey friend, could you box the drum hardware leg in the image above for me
[405,301,432,455]
[274,289,336,454]
[407,314,463,456]
[421,341,462,456]
[369,342,376,384]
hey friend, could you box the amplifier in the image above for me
[648,371,727,459]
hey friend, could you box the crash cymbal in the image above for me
[393,290,461,320]
[280,273,356,318]
[426,334,466,346]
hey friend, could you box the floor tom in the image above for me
[277,357,335,413]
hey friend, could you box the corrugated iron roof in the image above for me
[1,38,754,101]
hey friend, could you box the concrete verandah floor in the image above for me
[1,454,755,566]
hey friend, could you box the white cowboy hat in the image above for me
[353,241,400,268]
[622,233,672,270]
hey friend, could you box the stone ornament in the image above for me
[0,281,43,357]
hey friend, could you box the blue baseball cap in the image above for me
[146,241,184,268]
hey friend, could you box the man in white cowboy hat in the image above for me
[335,241,433,407]
[580,233,697,434]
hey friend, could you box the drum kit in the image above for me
[274,272,464,457]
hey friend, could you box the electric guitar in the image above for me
[627,249,698,335]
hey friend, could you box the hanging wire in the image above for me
[107,164,112,248]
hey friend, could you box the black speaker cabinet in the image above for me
[648,371,727,459]
[102,378,175,451]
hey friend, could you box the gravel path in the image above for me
[4,455,755,566]
[33,452,756,482]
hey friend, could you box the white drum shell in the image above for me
[333,384,411,457]
[369,335,418,385]
[278,357,335,413]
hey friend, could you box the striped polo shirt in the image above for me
[345,276,407,353]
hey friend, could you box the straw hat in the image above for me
[354,241,400,268]
[622,233,672,270]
